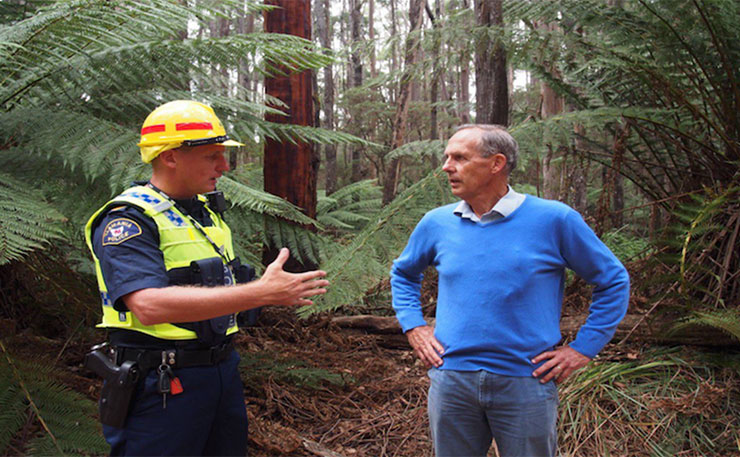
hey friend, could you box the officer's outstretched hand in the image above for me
[257,248,329,306]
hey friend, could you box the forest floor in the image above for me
[3,283,739,457]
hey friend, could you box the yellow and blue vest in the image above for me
[84,185,239,341]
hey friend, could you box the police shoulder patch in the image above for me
[102,218,143,246]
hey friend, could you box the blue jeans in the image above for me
[427,368,558,457]
[103,350,248,456]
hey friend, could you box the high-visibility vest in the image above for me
[84,185,239,340]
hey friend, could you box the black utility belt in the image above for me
[113,339,234,372]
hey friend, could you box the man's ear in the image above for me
[156,149,178,169]
[490,153,507,174]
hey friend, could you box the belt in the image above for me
[114,339,234,372]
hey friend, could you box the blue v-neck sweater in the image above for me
[391,195,629,376]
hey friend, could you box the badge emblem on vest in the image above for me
[102,218,143,245]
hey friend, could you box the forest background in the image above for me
[0,0,738,456]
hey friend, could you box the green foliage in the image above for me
[666,309,740,344]
[303,169,454,317]
[317,179,382,231]
[0,0,367,270]
[384,139,445,162]
[654,186,740,308]
[601,227,652,263]
[506,0,740,308]
[510,0,739,192]
[0,347,106,456]
[0,171,66,265]
[559,348,740,456]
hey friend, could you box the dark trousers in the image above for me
[103,350,248,456]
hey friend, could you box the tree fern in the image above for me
[0,373,26,455]
[0,344,107,456]
[0,0,370,274]
[300,168,454,317]
[317,180,382,231]
[505,0,740,308]
[0,171,65,265]
[666,310,740,345]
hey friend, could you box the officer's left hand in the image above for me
[531,346,591,384]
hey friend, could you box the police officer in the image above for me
[84,100,329,456]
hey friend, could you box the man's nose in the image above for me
[442,157,453,172]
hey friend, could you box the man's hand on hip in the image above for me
[406,325,444,368]
[531,346,590,384]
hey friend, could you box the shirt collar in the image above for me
[453,186,525,222]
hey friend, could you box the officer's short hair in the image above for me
[455,124,518,173]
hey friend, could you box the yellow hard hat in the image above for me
[137,100,244,163]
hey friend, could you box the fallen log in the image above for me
[331,314,739,347]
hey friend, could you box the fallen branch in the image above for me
[332,314,740,347]
[303,438,348,457]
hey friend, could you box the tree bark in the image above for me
[316,0,338,195]
[389,0,398,78]
[539,20,564,200]
[382,0,425,204]
[349,0,364,183]
[474,0,508,125]
[368,0,377,78]
[457,0,471,123]
[570,110,589,214]
[263,0,318,270]
[428,0,443,167]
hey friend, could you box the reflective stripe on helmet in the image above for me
[141,124,166,134]
[176,122,213,131]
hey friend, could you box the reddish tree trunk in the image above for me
[263,0,318,269]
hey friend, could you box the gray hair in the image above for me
[455,124,518,173]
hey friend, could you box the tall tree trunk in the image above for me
[541,79,563,200]
[458,0,471,123]
[382,0,424,204]
[572,122,588,214]
[349,0,364,183]
[209,15,236,169]
[235,12,256,169]
[538,20,564,200]
[389,0,398,79]
[611,139,625,228]
[237,12,255,98]
[427,0,442,168]
[263,0,318,270]
[596,122,630,235]
[369,0,377,78]
[474,0,508,125]
[316,0,337,194]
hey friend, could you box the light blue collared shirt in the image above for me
[452,186,526,223]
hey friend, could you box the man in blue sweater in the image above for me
[391,125,629,457]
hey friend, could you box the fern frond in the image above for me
[300,169,454,317]
[218,176,318,228]
[385,139,445,161]
[666,310,740,343]
[0,342,107,457]
[0,171,66,265]
[316,180,382,232]
[0,375,25,455]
